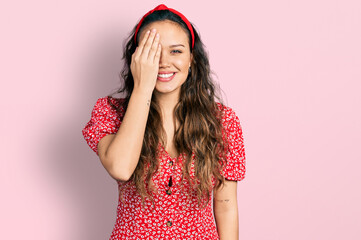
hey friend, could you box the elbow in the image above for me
[106,157,133,182]
[109,170,131,182]
[100,148,136,182]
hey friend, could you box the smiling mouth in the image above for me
[157,72,176,81]
[157,73,175,78]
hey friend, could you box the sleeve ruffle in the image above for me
[82,97,124,156]
[220,105,246,181]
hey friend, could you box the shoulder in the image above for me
[93,96,127,117]
[94,96,126,110]
[215,102,240,127]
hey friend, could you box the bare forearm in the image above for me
[106,88,152,180]
[214,209,239,240]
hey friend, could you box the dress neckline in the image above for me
[158,142,181,160]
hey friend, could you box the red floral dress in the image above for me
[82,97,246,240]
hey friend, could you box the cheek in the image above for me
[174,58,189,71]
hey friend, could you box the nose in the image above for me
[159,50,170,68]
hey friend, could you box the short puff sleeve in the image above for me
[221,106,246,181]
[82,97,124,155]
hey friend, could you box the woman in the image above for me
[82,4,246,240]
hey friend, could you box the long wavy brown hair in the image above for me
[107,9,230,209]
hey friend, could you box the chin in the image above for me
[154,88,174,94]
[154,85,179,94]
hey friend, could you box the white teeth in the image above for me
[158,73,174,78]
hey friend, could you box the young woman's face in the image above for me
[138,20,193,98]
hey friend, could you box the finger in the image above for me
[148,32,160,61]
[132,47,137,60]
[153,43,161,64]
[131,47,137,66]
[135,30,150,59]
[141,29,157,60]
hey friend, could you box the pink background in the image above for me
[1,0,360,239]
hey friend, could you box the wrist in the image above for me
[131,88,153,105]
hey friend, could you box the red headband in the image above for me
[134,4,195,49]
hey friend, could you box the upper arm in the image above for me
[82,97,123,155]
[82,97,125,180]
[212,106,245,213]
[98,134,128,182]
[97,134,116,170]
[220,106,246,181]
[213,179,238,213]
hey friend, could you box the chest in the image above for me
[162,118,179,159]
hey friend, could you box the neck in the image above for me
[154,90,180,118]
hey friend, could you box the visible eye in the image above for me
[171,50,182,54]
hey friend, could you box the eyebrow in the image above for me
[169,44,185,48]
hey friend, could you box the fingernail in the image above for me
[151,28,156,32]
